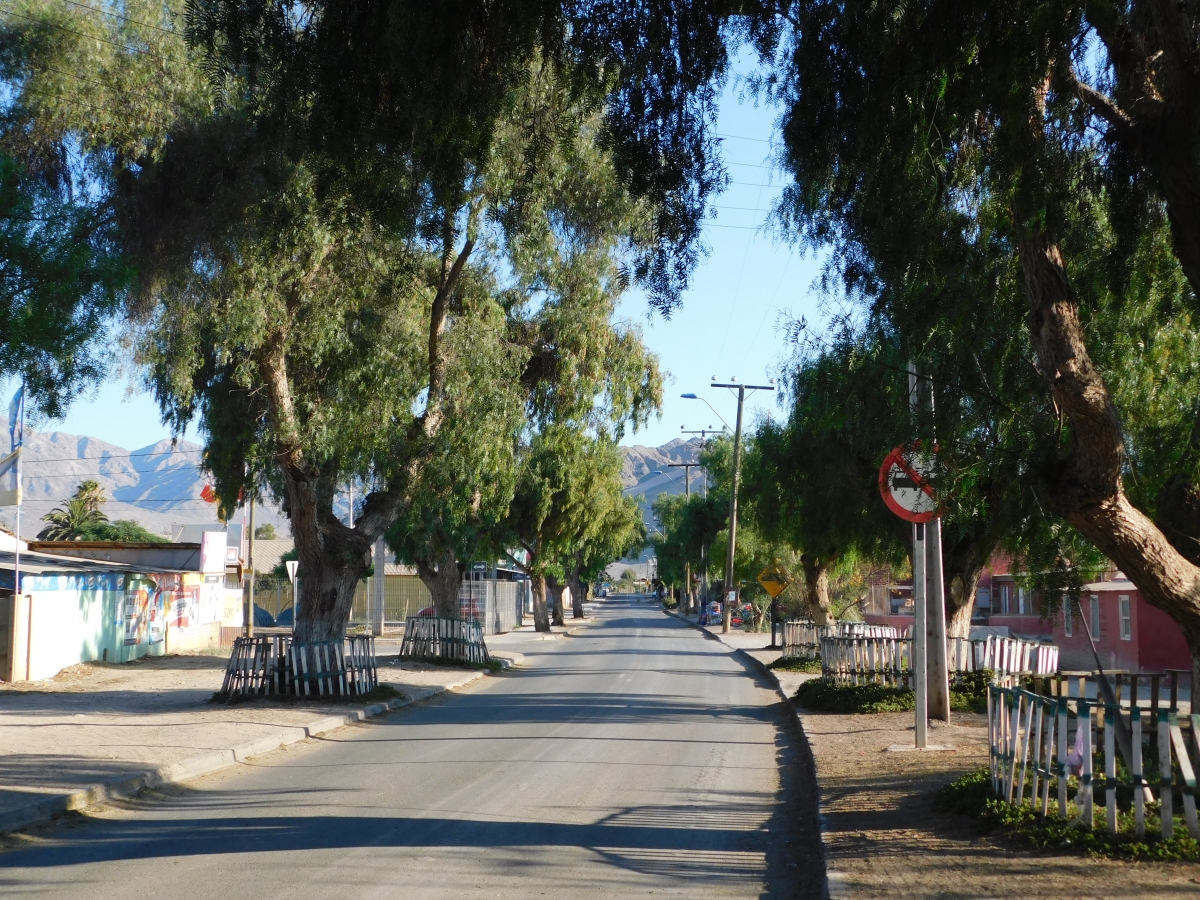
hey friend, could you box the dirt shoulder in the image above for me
[799,706,1200,899]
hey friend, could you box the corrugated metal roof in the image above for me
[0,548,190,575]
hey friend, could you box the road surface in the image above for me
[1,599,824,898]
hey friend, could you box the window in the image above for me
[1063,599,1073,637]
[1119,595,1132,641]
[1018,587,1028,615]
[999,583,1011,615]
[1091,595,1101,636]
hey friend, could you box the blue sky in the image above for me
[6,62,824,453]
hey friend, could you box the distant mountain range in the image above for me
[0,416,289,540]
[620,436,708,508]
[0,416,701,543]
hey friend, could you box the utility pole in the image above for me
[682,427,717,607]
[667,461,701,614]
[709,380,775,633]
[245,494,255,639]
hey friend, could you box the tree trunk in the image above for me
[1017,228,1200,676]
[803,560,833,625]
[568,570,587,619]
[945,570,979,640]
[530,573,550,632]
[546,573,566,627]
[416,544,462,618]
[942,536,988,640]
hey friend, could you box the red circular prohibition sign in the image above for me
[878,444,940,524]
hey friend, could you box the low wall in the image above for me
[4,572,225,682]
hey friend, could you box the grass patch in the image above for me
[935,767,1200,861]
[793,669,991,714]
[769,656,823,674]
[794,679,916,713]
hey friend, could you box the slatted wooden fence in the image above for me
[782,620,902,659]
[221,634,293,697]
[220,634,379,698]
[988,675,1200,839]
[980,635,1059,676]
[819,635,912,686]
[400,616,490,665]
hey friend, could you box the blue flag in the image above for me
[7,383,24,452]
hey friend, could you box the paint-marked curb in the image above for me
[0,668,491,836]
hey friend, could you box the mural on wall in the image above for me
[123,585,151,646]
[19,572,125,592]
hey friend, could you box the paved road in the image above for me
[1,600,824,898]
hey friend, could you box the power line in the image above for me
[60,0,179,37]
[0,4,177,60]
[15,447,203,463]
[716,132,771,144]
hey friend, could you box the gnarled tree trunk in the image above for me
[530,573,550,632]
[416,544,463,618]
[546,573,566,626]
[802,559,833,625]
[567,564,587,619]
[1018,227,1200,690]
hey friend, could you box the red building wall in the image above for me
[1049,584,1190,673]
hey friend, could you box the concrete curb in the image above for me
[663,607,847,900]
[0,667,490,836]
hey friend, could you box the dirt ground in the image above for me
[799,706,1200,899]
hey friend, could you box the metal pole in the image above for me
[722,386,746,633]
[683,466,691,614]
[245,495,255,638]
[908,362,928,748]
[913,522,928,749]
[373,535,386,636]
[927,517,951,722]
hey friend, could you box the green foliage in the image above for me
[79,520,166,543]
[769,656,822,674]
[935,768,1200,861]
[793,680,916,714]
[254,524,277,541]
[185,1,734,313]
[794,671,991,714]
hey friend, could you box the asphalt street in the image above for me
[0,599,825,898]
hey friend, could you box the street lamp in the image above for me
[680,393,731,431]
[687,379,775,633]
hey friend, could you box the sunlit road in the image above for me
[1,599,823,898]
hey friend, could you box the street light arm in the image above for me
[680,393,732,430]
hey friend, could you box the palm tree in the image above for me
[38,482,110,540]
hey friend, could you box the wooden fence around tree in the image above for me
[988,673,1199,840]
[399,616,490,666]
[220,634,378,698]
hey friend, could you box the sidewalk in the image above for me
[0,616,583,836]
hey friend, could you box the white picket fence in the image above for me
[782,620,902,658]
[817,634,1059,685]
[989,675,1200,839]
[980,635,1059,677]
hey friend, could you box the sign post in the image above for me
[758,564,793,648]
[878,441,950,748]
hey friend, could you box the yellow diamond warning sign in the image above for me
[757,565,792,599]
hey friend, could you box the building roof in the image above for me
[1081,579,1138,592]
[0,548,191,576]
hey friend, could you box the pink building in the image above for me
[864,554,1193,676]
[1048,579,1191,673]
